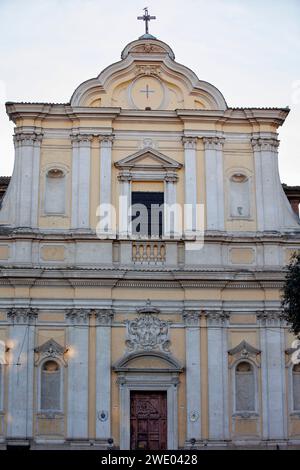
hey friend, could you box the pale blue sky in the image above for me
[0,0,299,184]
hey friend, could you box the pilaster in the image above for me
[118,171,132,237]
[203,137,225,231]
[182,137,197,235]
[66,308,90,439]
[14,132,43,227]
[98,135,114,235]
[257,310,287,440]
[205,310,229,440]
[7,308,38,439]
[183,311,202,443]
[251,137,281,231]
[94,309,114,442]
[71,134,92,229]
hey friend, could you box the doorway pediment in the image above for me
[113,351,183,373]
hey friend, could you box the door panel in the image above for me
[130,391,167,450]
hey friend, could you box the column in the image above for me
[7,308,37,439]
[182,137,197,235]
[251,138,281,231]
[118,171,131,238]
[15,133,43,228]
[95,309,114,443]
[71,134,92,229]
[98,135,114,234]
[206,311,229,441]
[203,137,225,231]
[66,309,90,440]
[164,172,178,237]
[183,311,201,444]
[257,311,287,440]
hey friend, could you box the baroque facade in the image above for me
[0,28,300,449]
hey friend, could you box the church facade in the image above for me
[0,26,300,450]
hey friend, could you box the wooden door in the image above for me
[130,391,167,450]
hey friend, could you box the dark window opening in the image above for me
[131,191,164,237]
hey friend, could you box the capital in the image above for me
[205,310,229,326]
[94,309,114,325]
[14,132,43,147]
[164,171,178,183]
[99,134,114,147]
[70,134,93,146]
[202,136,225,150]
[182,136,197,149]
[118,170,132,182]
[7,307,38,324]
[256,310,285,327]
[251,137,279,152]
[183,310,201,326]
[66,308,91,325]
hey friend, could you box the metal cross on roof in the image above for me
[137,7,156,35]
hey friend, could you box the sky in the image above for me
[0,0,299,184]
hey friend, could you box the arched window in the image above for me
[235,361,255,412]
[292,364,300,411]
[44,168,66,215]
[41,360,61,411]
[230,173,250,218]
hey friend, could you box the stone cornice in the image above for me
[0,277,286,290]
[6,102,289,127]
[0,229,299,242]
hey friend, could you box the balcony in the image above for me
[132,241,166,264]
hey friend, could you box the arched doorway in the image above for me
[113,351,183,450]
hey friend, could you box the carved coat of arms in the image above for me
[125,313,170,352]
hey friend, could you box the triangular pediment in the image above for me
[228,340,260,356]
[115,147,182,170]
[35,338,65,355]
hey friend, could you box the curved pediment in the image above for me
[70,37,227,110]
[113,351,183,373]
